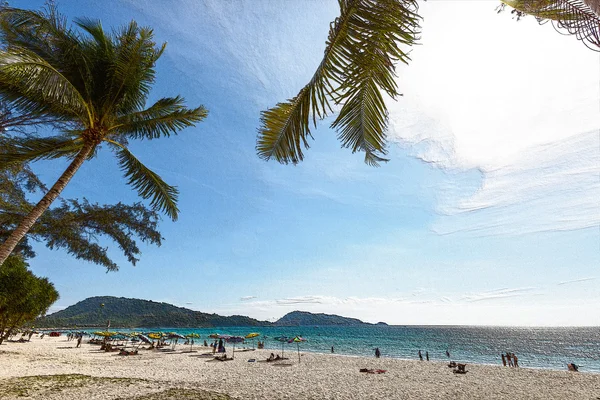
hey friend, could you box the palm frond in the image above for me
[0,136,82,166]
[501,0,600,51]
[331,77,389,167]
[111,142,179,220]
[0,49,89,121]
[98,21,166,119]
[257,0,420,165]
[113,96,207,140]
[0,5,94,101]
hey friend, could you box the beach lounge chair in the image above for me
[453,363,468,374]
[359,368,387,374]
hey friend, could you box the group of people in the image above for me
[210,338,226,354]
[418,350,430,361]
[66,332,83,347]
[501,352,519,367]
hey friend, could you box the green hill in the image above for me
[35,296,270,328]
[273,310,371,326]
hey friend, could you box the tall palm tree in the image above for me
[0,5,207,266]
[256,0,420,167]
[500,0,600,51]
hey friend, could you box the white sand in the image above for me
[1,336,599,399]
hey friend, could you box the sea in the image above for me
[94,325,600,373]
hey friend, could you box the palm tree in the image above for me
[500,0,600,51]
[256,0,420,167]
[0,5,207,266]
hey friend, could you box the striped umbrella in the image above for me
[288,336,307,363]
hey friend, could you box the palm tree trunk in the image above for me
[0,142,95,266]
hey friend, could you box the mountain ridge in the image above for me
[35,296,386,328]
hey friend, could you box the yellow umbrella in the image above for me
[245,332,260,349]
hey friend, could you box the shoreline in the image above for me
[2,336,600,399]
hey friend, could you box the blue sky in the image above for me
[14,0,599,326]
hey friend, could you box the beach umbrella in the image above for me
[274,336,290,357]
[245,332,260,349]
[137,334,151,344]
[226,336,244,359]
[288,336,307,363]
[185,333,200,351]
[147,332,162,340]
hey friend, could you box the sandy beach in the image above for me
[1,336,599,399]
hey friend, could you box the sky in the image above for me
[12,0,600,326]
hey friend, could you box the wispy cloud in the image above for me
[240,296,257,301]
[461,287,538,303]
[557,277,596,286]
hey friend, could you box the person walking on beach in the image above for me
[375,348,381,358]
[76,334,82,348]
[501,353,507,366]
[506,352,513,367]
[418,350,423,361]
[426,351,429,361]
[513,353,519,368]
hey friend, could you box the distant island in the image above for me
[274,310,380,326]
[35,296,386,328]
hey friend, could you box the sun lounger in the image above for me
[359,368,387,374]
[453,363,468,374]
[118,349,138,356]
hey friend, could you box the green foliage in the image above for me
[35,296,270,328]
[499,0,600,51]
[0,255,58,343]
[0,148,162,270]
[274,310,368,326]
[257,0,421,166]
[0,3,206,235]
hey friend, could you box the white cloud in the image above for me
[240,296,257,301]
[386,2,600,235]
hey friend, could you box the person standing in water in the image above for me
[375,348,381,358]
[418,350,423,361]
[426,351,429,361]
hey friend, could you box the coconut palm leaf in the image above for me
[113,96,208,140]
[501,0,600,51]
[331,77,389,167]
[102,22,165,118]
[0,136,82,166]
[257,0,420,165]
[0,49,89,121]
[111,143,179,221]
[0,6,94,101]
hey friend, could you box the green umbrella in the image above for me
[288,336,307,363]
